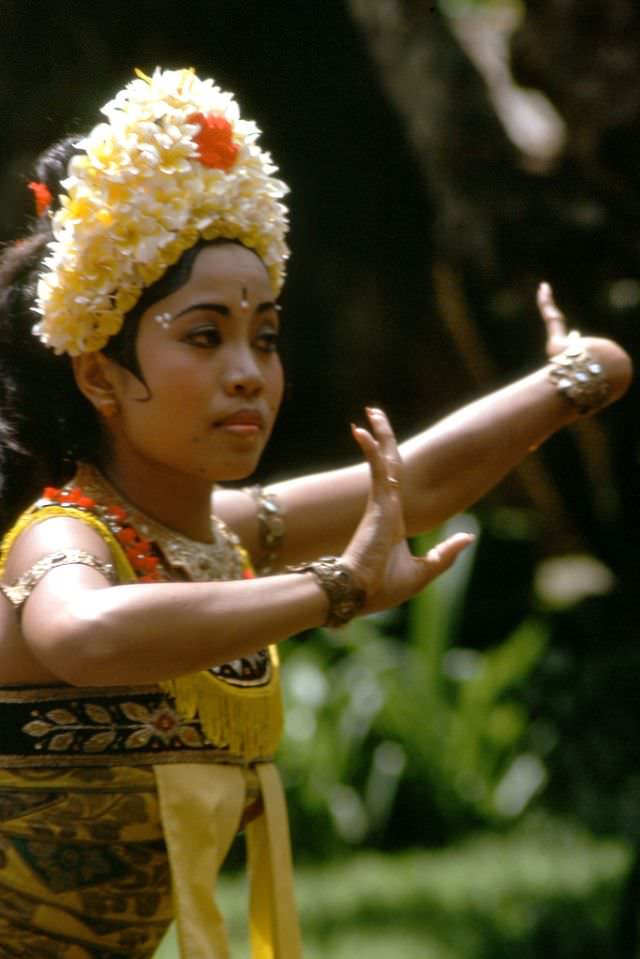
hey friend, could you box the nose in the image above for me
[221,345,264,397]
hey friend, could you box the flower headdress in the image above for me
[33,67,289,355]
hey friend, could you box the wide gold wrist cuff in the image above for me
[548,331,610,414]
[286,556,366,629]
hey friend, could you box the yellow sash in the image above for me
[156,762,302,959]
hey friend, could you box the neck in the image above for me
[94,457,216,543]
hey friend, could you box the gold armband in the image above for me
[0,549,116,611]
[243,485,285,575]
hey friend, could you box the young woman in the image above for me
[0,68,631,959]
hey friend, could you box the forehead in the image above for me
[186,243,273,296]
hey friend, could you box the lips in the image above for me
[214,409,265,430]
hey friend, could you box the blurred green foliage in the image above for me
[153,813,630,959]
[277,514,554,855]
[275,500,636,866]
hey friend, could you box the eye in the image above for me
[255,328,280,354]
[182,325,221,349]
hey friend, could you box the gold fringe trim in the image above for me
[160,647,283,760]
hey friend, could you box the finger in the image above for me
[537,281,567,355]
[351,423,387,492]
[346,423,396,579]
[419,532,475,582]
[365,407,402,490]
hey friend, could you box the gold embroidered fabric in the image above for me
[0,683,242,768]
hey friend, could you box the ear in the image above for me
[72,352,121,419]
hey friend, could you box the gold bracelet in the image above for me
[548,331,610,414]
[286,556,366,629]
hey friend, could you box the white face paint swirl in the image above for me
[153,311,173,330]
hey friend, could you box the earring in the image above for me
[99,397,119,418]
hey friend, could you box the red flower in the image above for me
[27,181,53,217]
[187,113,238,170]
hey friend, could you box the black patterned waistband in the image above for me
[0,684,269,767]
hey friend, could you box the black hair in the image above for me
[0,136,242,533]
[0,136,94,530]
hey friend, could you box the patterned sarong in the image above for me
[0,764,172,958]
[0,683,301,958]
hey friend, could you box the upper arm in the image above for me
[214,462,371,570]
[2,516,118,676]
[3,515,115,583]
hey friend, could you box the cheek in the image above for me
[135,349,208,407]
[266,358,285,411]
[120,358,208,439]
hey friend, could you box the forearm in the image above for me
[258,336,632,561]
[23,572,327,686]
[267,372,565,556]
[401,336,632,533]
[401,368,567,532]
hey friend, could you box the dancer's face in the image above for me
[98,242,284,485]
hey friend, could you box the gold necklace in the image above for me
[73,463,247,582]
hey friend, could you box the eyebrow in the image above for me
[172,301,280,322]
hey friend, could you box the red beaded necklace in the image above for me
[41,484,162,582]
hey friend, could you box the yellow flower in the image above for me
[95,209,114,227]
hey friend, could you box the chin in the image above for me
[209,454,263,484]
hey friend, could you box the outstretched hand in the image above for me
[537,280,633,404]
[342,408,473,615]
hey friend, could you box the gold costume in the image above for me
[0,466,301,958]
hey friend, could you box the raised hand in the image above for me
[342,407,473,614]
